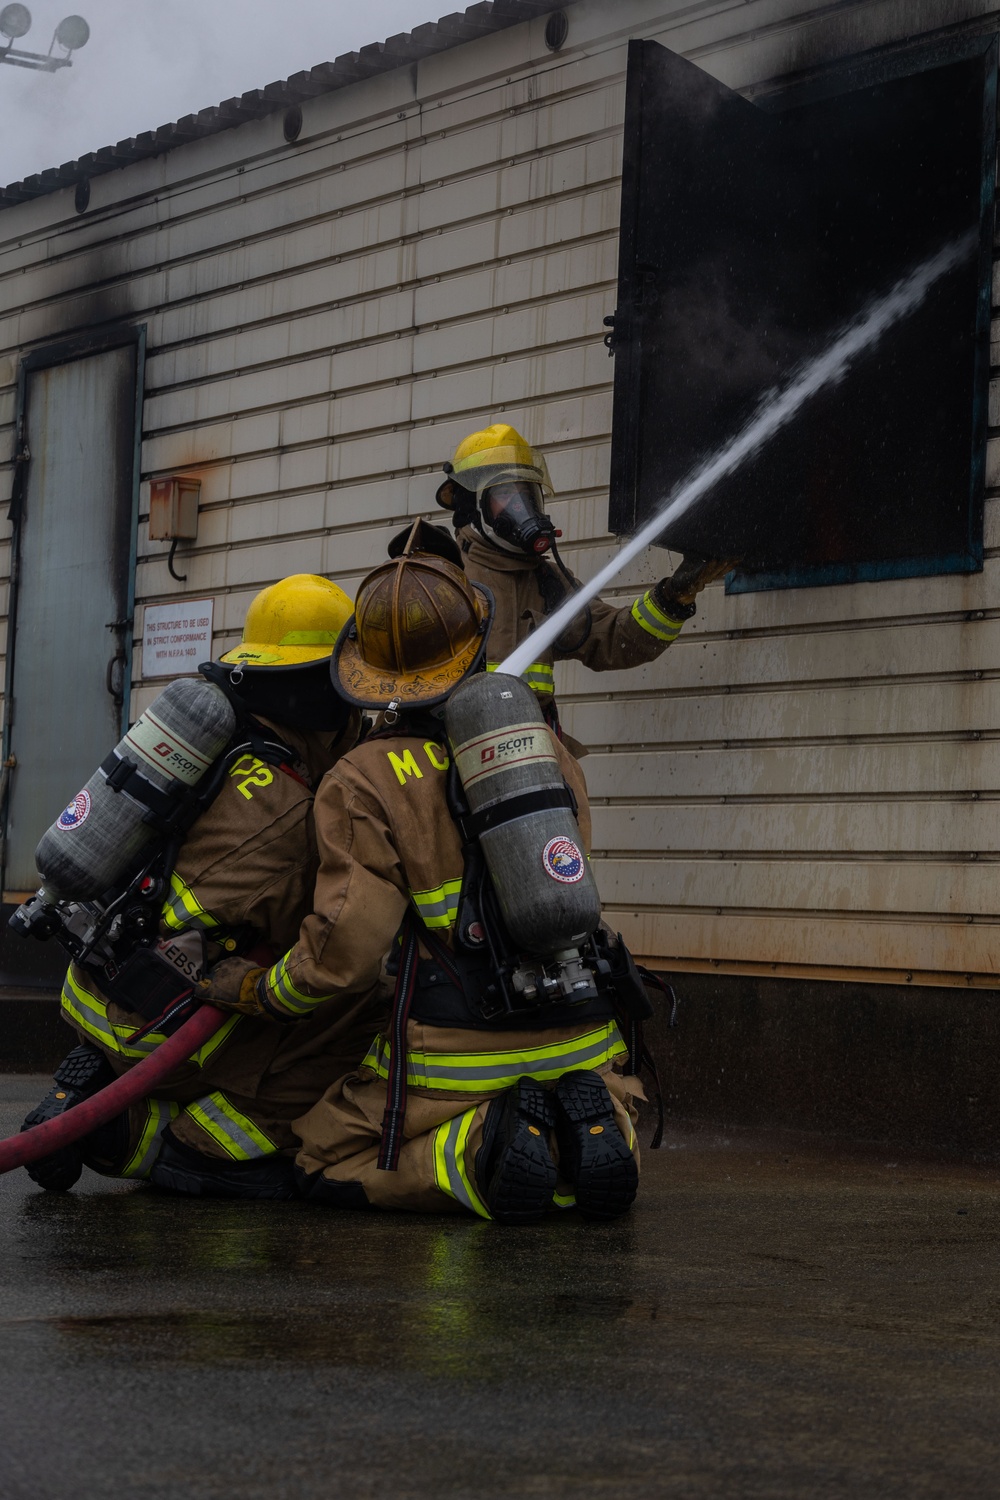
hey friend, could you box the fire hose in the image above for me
[0,1004,228,1174]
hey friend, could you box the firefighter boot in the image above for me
[554,1069,638,1220]
[149,1131,297,1200]
[474,1078,557,1224]
[20,1043,117,1192]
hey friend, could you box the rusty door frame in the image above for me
[2,323,146,884]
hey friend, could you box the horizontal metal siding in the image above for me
[0,0,997,981]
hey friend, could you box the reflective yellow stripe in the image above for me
[432,1108,491,1219]
[114,1022,168,1060]
[553,1191,577,1210]
[183,1091,277,1161]
[265,952,335,1016]
[61,965,240,1063]
[162,872,221,934]
[190,1013,241,1065]
[487,660,554,695]
[120,1097,180,1179]
[630,590,685,643]
[409,879,462,931]
[362,1022,627,1093]
[60,967,118,1050]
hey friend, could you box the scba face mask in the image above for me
[479,480,558,556]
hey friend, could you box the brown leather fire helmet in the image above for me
[332,521,493,709]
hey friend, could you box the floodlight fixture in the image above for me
[53,13,88,53]
[0,7,89,70]
[0,4,31,40]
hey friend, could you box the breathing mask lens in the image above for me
[481,481,555,554]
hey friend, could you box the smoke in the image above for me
[0,0,439,185]
[499,232,978,679]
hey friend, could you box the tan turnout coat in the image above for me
[259,726,637,1213]
[457,527,688,742]
[61,714,386,1167]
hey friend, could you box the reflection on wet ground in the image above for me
[1,1074,999,1498]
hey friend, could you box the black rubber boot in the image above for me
[474,1078,557,1224]
[149,1132,297,1201]
[294,1164,370,1209]
[554,1069,638,1221]
[20,1044,117,1192]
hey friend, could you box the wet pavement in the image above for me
[1,1076,999,1499]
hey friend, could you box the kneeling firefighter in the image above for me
[17,575,386,1199]
[210,522,651,1221]
[437,423,733,752]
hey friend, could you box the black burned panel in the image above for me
[608,40,994,585]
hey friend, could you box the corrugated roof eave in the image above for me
[0,0,556,209]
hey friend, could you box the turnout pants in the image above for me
[294,1018,640,1218]
[60,962,388,1179]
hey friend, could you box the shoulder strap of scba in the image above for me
[99,714,300,835]
[95,683,302,936]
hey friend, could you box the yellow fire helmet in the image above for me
[220,574,353,668]
[436,422,554,509]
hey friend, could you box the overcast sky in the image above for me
[1,0,443,184]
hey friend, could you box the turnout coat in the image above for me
[456,527,689,744]
[259,724,638,1216]
[60,715,386,1176]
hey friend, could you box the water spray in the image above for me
[499,232,977,679]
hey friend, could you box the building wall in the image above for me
[0,0,998,983]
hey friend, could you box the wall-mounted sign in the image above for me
[142,597,214,679]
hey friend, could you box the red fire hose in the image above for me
[0,1004,229,1174]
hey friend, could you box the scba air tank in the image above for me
[34,678,237,901]
[445,671,601,956]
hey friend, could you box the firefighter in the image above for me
[22,574,385,1200]
[206,524,642,1223]
[436,422,731,749]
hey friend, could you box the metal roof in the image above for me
[0,0,558,210]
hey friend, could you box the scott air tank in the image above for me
[445,671,601,956]
[34,678,237,901]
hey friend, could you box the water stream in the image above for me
[498,232,977,678]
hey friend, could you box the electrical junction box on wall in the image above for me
[149,476,200,541]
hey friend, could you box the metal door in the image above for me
[609,38,995,587]
[4,341,139,894]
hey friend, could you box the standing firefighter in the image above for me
[208,523,647,1222]
[436,422,730,749]
[20,575,385,1200]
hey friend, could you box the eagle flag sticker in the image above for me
[57,789,91,831]
[542,835,584,885]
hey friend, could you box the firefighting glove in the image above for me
[653,553,737,616]
[197,957,266,1016]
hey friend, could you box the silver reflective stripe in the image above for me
[60,968,117,1050]
[163,872,220,934]
[409,880,461,929]
[631,591,684,643]
[186,1093,274,1160]
[435,1110,490,1220]
[417,1030,621,1084]
[121,1097,179,1180]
